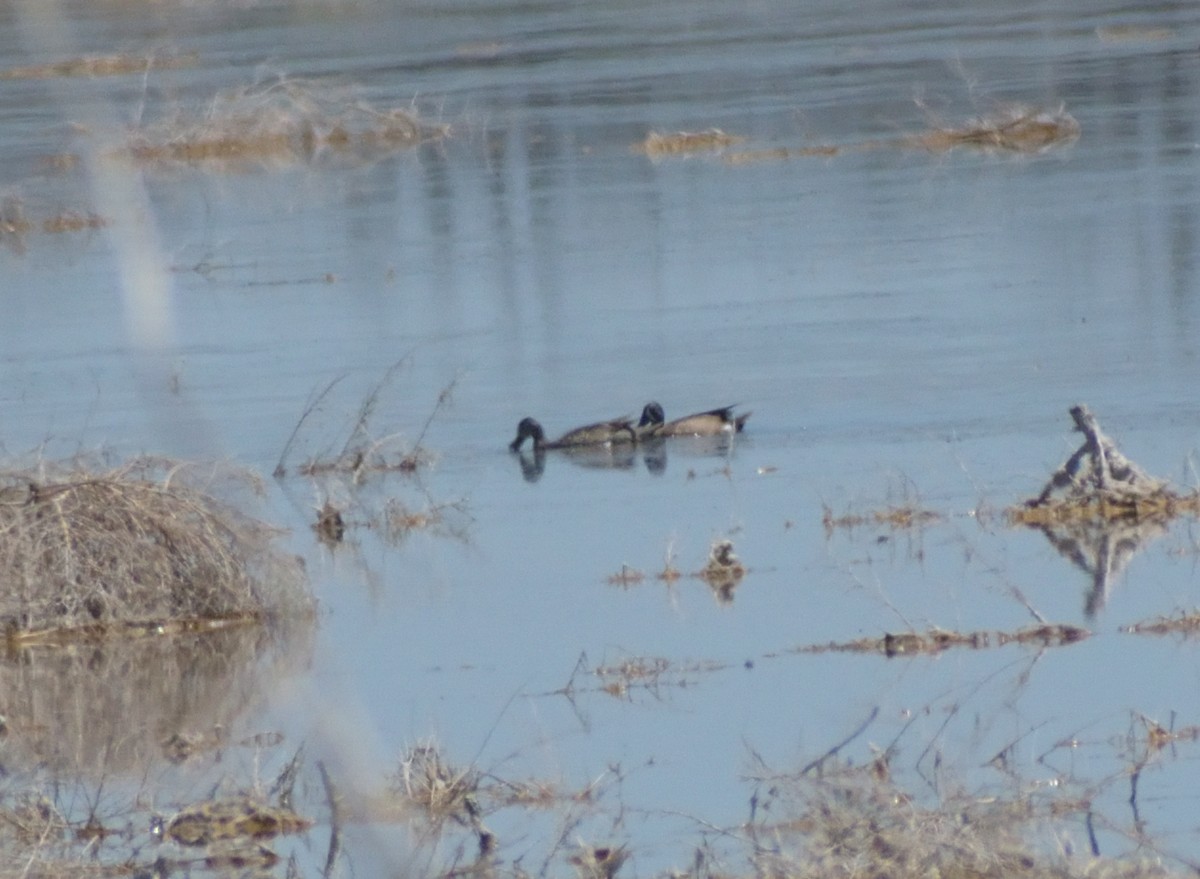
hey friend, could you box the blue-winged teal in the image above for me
[637,402,751,438]
[510,415,637,452]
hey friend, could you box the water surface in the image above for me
[1,0,1199,874]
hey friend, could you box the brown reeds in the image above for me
[123,77,449,170]
[0,455,310,643]
[394,741,484,828]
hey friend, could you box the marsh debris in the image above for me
[1123,610,1200,638]
[1011,405,1198,616]
[633,128,744,157]
[395,741,484,827]
[822,502,941,534]
[278,365,455,481]
[153,797,312,847]
[124,77,449,171]
[313,500,346,545]
[724,102,1079,165]
[744,766,1143,879]
[700,538,745,603]
[607,564,645,587]
[1019,405,1174,517]
[909,103,1080,154]
[799,623,1089,657]
[0,455,309,644]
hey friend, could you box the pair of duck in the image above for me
[510,402,750,452]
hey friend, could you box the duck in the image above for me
[509,415,637,452]
[636,402,751,438]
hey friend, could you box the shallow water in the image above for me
[2,0,1200,874]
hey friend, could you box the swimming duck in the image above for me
[509,415,637,452]
[637,402,751,438]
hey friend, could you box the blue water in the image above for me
[2,0,1200,874]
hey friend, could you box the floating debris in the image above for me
[1019,405,1172,517]
[633,128,744,157]
[313,501,346,545]
[700,538,746,603]
[153,797,312,847]
[909,104,1080,154]
[822,503,941,534]
[799,623,1089,657]
[123,77,449,171]
[1009,406,1200,615]
[724,103,1079,165]
[1122,610,1200,637]
[607,565,645,587]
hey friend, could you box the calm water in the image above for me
[2,0,1200,874]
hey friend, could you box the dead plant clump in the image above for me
[633,128,744,157]
[393,741,483,827]
[752,769,1167,879]
[0,456,310,644]
[723,103,1078,165]
[123,77,450,170]
[909,103,1080,154]
[1010,404,1200,527]
[799,623,1089,657]
[0,198,107,246]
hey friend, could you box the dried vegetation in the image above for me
[276,364,471,548]
[0,455,309,644]
[0,196,107,252]
[633,128,744,157]
[718,102,1080,166]
[123,77,449,170]
[607,538,744,602]
[798,623,1090,657]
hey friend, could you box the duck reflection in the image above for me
[515,434,737,482]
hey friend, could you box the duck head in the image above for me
[638,401,666,428]
[510,417,546,452]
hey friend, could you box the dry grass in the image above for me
[122,76,449,170]
[723,102,1079,165]
[798,623,1089,657]
[633,128,744,156]
[1009,489,1200,527]
[394,741,483,827]
[744,766,1140,879]
[906,103,1080,154]
[278,365,456,481]
[0,455,309,643]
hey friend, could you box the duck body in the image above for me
[510,416,637,452]
[637,402,751,438]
